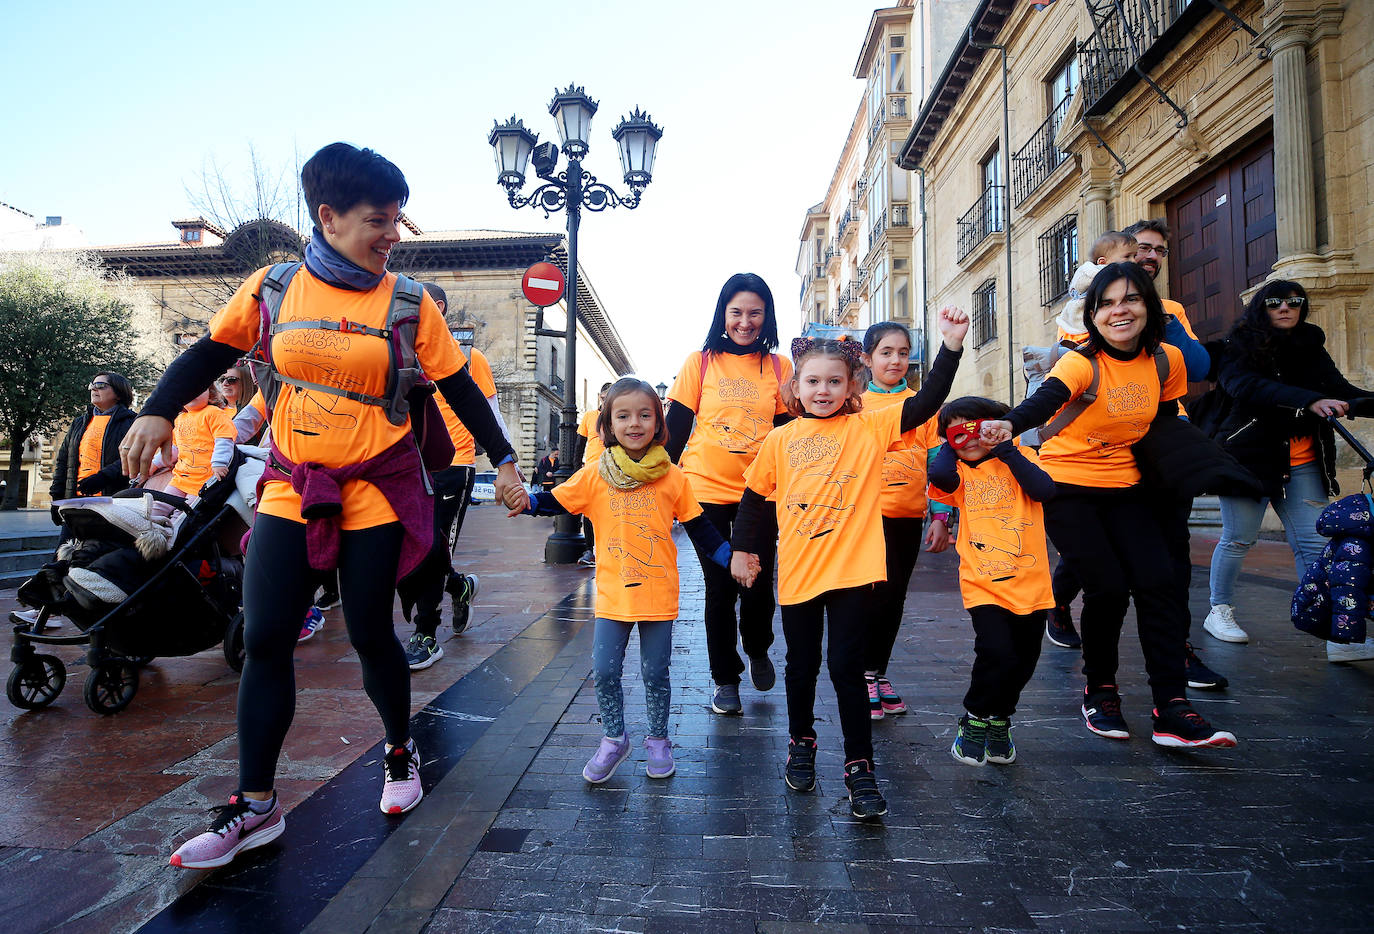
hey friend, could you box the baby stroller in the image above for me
[7,453,251,715]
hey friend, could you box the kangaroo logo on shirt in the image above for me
[784,471,856,539]
[1085,419,1148,454]
[606,526,671,587]
[711,405,770,455]
[881,449,925,489]
[966,515,1038,581]
[283,363,361,436]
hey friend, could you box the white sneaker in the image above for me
[1327,638,1374,663]
[1203,604,1249,644]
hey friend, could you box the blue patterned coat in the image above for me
[1292,493,1374,643]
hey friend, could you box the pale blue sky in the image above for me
[1,0,881,382]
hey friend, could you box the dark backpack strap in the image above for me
[249,262,302,421]
[1153,344,1170,385]
[1037,350,1100,443]
[270,319,390,339]
[383,275,427,426]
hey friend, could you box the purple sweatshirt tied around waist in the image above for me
[267,436,434,581]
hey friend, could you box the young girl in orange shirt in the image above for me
[730,308,968,819]
[509,378,730,783]
[161,388,238,498]
[929,397,1056,766]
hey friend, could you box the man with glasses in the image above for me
[1122,219,1228,691]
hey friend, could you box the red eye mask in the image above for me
[946,420,986,450]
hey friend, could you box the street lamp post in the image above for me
[489,85,663,564]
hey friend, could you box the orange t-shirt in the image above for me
[208,266,465,528]
[552,463,703,622]
[170,404,237,496]
[1038,344,1187,488]
[76,412,112,483]
[437,347,498,468]
[1289,434,1317,467]
[668,351,793,504]
[578,408,605,467]
[928,446,1054,613]
[743,403,904,605]
[862,388,942,519]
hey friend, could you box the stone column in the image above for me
[1268,23,1321,270]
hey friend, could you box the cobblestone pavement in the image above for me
[3,508,1372,933]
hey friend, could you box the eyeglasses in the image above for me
[1136,243,1169,257]
[217,376,240,385]
[1264,296,1306,309]
[88,382,110,391]
[946,419,986,450]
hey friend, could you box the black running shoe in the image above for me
[748,652,776,692]
[445,573,479,635]
[1185,642,1228,690]
[314,588,341,611]
[785,736,818,792]
[1151,699,1237,748]
[843,759,888,820]
[985,716,1016,764]
[1046,606,1082,648]
[1081,686,1129,739]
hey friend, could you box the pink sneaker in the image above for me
[297,607,325,643]
[644,736,675,778]
[380,742,423,814]
[169,793,284,870]
[582,735,631,783]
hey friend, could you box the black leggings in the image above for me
[963,605,1045,717]
[414,465,475,636]
[1051,557,1081,609]
[238,514,409,791]
[694,501,777,686]
[1042,484,1189,706]
[865,515,924,674]
[781,586,872,764]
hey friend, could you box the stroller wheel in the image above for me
[7,654,66,710]
[83,660,139,715]
[224,611,246,673]
[126,656,155,668]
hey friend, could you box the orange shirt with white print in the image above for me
[743,403,904,605]
[170,404,237,496]
[578,408,605,467]
[1038,344,1187,488]
[862,387,941,519]
[76,413,112,483]
[668,350,793,504]
[208,266,465,528]
[552,463,703,622]
[928,446,1054,613]
[438,346,498,468]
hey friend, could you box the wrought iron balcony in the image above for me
[551,374,565,395]
[891,203,910,227]
[956,185,1005,262]
[868,210,886,256]
[825,237,840,270]
[1079,0,1198,117]
[1012,95,1074,206]
[889,93,909,119]
[838,200,860,243]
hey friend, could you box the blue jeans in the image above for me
[1209,461,1328,606]
[592,617,673,739]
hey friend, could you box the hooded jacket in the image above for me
[1292,492,1374,644]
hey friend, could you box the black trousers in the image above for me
[413,465,475,637]
[1042,484,1189,706]
[1051,557,1081,609]
[864,515,924,673]
[963,605,1046,717]
[238,515,409,791]
[1159,494,1196,639]
[693,501,777,685]
[781,586,873,763]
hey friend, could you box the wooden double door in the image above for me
[1166,135,1277,342]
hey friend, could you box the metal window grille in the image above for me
[1037,214,1078,306]
[956,186,1006,261]
[973,279,998,348]
[1011,93,1074,205]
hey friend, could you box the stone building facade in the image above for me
[894,0,1372,438]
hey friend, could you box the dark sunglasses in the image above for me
[217,376,240,385]
[1264,296,1305,309]
[88,382,111,391]
[946,419,986,450]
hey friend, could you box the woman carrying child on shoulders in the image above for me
[730,308,968,820]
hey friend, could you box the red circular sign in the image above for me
[522,262,566,307]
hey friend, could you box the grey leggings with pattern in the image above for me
[592,617,673,739]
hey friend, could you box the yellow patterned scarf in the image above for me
[599,444,670,490]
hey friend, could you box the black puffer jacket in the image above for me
[1215,323,1373,498]
[50,405,136,500]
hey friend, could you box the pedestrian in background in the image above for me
[509,378,730,783]
[50,371,137,509]
[665,273,793,717]
[535,446,560,491]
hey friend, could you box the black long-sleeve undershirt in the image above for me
[525,489,729,567]
[664,400,794,465]
[929,441,1056,502]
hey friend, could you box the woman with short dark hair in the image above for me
[664,273,792,715]
[1204,280,1374,650]
[120,141,528,871]
[49,371,136,508]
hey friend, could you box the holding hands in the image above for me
[731,551,761,588]
[938,306,970,352]
[495,461,529,516]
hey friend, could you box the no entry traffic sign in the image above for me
[522,262,565,307]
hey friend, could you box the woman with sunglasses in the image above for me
[1204,281,1374,651]
[216,366,257,414]
[49,372,136,510]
